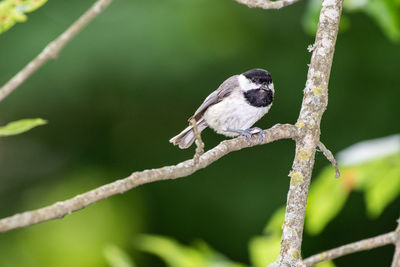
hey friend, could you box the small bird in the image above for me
[169,68,274,149]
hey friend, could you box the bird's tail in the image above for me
[169,118,208,149]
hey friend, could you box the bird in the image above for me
[169,68,274,149]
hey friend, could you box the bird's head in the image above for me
[239,68,274,92]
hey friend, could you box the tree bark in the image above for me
[269,0,343,265]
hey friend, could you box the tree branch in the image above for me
[0,0,113,103]
[0,124,298,233]
[303,231,397,266]
[391,219,400,267]
[235,0,302,9]
[189,118,205,164]
[269,0,343,265]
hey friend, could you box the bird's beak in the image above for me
[262,85,269,91]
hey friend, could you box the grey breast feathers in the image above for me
[189,75,239,122]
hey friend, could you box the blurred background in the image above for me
[0,0,399,266]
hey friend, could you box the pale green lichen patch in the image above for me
[291,249,300,260]
[318,252,327,260]
[289,171,304,186]
[296,122,305,128]
[297,149,312,162]
[313,87,323,96]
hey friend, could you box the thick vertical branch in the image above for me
[269,0,343,266]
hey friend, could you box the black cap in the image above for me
[243,68,272,85]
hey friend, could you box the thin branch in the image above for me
[0,124,298,233]
[269,0,343,265]
[303,232,397,266]
[391,219,400,267]
[317,141,340,178]
[235,0,302,9]
[189,118,205,164]
[0,0,113,103]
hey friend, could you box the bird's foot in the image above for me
[249,127,264,143]
[226,127,264,144]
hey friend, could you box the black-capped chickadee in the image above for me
[170,68,274,149]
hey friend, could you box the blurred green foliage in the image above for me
[0,168,144,267]
[248,207,283,267]
[1,0,400,42]
[0,0,399,266]
[104,244,137,267]
[0,118,47,136]
[137,235,246,267]
[303,0,400,41]
[307,154,400,234]
[0,0,47,33]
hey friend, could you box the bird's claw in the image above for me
[227,127,264,144]
[249,127,264,143]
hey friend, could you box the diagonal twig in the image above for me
[0,124,298,233]
[235,0,302,10]
[303,231,397,266]
[318,141,340,178]
[0,0,113,103]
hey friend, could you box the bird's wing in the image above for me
[189,75,239,121]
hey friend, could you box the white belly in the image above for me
[203,92,271,137]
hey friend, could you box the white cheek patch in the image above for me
[238,74,258,92]
[269,82,275,93]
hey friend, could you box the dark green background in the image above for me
[0,0,399,266]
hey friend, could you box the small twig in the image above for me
[0,0,113,103]
[235,0,302,10]
[0,124,298,233]
[303,231,397,266]
[189,118,205,164]
[391,219,400,267]
[317,141,340,178]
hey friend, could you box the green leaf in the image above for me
[303,0,400,42]
[0,118,47,136]
[104,244,136,267]
[136,235,204,267]
[364,0,400,42]
[306,135,400,234]
[249,235,281,267]
[249,207,285,267]
[263,206,286,235]
[0,0,47,34]
[344,0,369,10]
[193,241,248,267]
[363,154,400,217]
[306,167,351,235]
[315,261,337,267]
[136,235,246,267]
